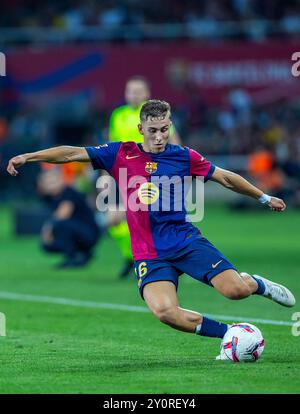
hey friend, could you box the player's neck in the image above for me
[141,142,166,154]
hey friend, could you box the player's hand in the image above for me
[268,197,286,212]
[7,155,27,176]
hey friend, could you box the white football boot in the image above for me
[215,347,230,361]
[253,274,296,307]
[215,324,232,361]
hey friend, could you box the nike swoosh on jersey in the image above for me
[212,260,223,269]
[126,155,140,159]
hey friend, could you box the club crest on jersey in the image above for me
[145,162,157,174]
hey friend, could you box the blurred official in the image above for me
[38,169,100,268]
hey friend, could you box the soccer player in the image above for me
[107,76,181,277]
[7,100,296,359]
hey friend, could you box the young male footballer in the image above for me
[7,100,296,359]
[107,75,181,278]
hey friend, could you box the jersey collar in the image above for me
[137,143,170,156]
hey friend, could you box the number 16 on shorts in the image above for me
[135,262,148,288]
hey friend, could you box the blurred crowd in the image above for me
[1,1,299,276]
[1,88,300,206]
[1,0,300,206]
[1,0,300,40]
[1,76,300,276]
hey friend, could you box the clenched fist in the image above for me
[268,197,286,212]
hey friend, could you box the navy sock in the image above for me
[195,316,228,338]
[252,276,266,295]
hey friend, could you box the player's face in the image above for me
[125,80,150,108]
[138,114,172,153]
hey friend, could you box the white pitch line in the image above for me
[0,291,293,326]
[0,291,148,313]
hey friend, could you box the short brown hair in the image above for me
[140,99,171,122]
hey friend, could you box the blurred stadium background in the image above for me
[0,0,300,394]
[1,0,300,207]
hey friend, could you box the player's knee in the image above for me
[240,271,251,279]
[223,283,252,300]
[151,304,178,325]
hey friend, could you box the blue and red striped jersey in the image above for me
[86,142,215,260]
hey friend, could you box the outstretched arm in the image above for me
[211,167,286,212]
[7,146,90,176]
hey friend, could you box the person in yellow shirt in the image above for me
[109,76,181,144]
[107,76,181,278]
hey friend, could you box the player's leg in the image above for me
[143,281,228,338]
[143,281,201,332]
[203,268,295,307]
[175,236,295,307]
[239,271,296,307]
[210,269,257,299]
[173,238,255,300]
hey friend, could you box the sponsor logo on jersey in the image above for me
[138,182,159,205]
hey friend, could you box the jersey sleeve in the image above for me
[85,142,121,172]
[189,148,215,182]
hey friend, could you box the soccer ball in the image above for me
[221,323,265,362]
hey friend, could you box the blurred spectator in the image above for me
[99,2,126,27]
[228,86,252,127]
[0,117,8,143]
[1,0,300,41]
[38,169,100,268]
[280,5,300,35]
[61,6,84,31]
[247,146,286,199]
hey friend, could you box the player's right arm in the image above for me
[7,146,89,176]
[189,147,286,212]
[211,166,286,212]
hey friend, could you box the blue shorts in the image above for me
[134,236,237,299]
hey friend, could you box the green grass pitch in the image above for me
[0,204,299,394]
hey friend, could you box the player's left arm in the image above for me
[210,167,286,212]
[7,146,90,176]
